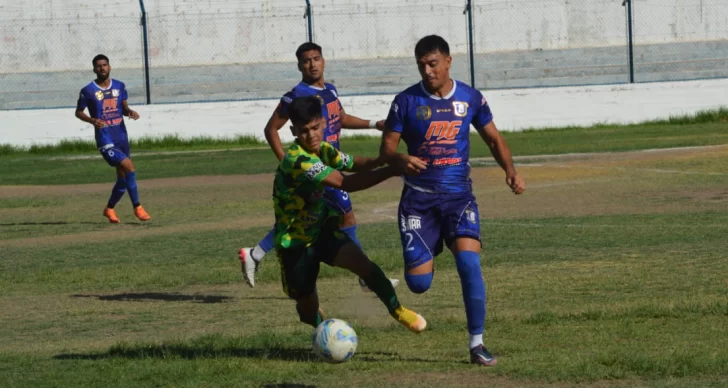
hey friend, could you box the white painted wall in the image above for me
[2,79,726,147]
[1,0,726,72]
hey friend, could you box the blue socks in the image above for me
[454,250,486,335]
[107,177,127,208]
[124,171,140,207]
[340,225,361,248]
[258,228,276,253]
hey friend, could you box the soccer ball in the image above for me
[312,318,358,363]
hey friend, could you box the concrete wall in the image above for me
[1,0,727,72]
[2,79,726,147]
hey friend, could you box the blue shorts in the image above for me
[398,185,481,270]
[324,187,353,215]
[99,143,130,167]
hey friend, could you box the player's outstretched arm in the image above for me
[340,107,384,131]
[379,130,427,175]
[263,107,290,161]
[349,155,386,172]
[477,121,525,194]
[322,165,398,193]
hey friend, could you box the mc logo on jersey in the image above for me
[424,120,462,140]
[453,101,469,117]
[416,106,431,120]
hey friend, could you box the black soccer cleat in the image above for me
[470,344,497,366]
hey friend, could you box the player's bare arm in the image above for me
[349,155,386,172]
[122,100,139,120]
[263,106,291,161]
[75,108,105,129]
[477,121,525,194]
[322,165,398,193]
[379,130,427,175]
[340,107,385,131]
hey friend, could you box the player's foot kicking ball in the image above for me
[391,306,427,333]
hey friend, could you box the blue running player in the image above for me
[380,35,526,366]
[238,42,399,291]
[75,54,151,223]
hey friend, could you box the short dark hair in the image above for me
[296,42,323,61]
[414,35,450,58]
[288,96,323,127]
[92,54,109,66]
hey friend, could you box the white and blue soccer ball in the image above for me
[312,318,358,363]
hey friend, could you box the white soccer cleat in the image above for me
[359,277,400,293]
[239,248,260,288]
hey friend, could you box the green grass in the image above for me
[1,115,727,387]
[1,107,727,185]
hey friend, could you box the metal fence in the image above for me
[1,0,727,110]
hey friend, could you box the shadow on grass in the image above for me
[72,292,233,304]
[54,346,437,364]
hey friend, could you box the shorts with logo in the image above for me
[277,217,351,299]
[323,187,353,214]
[398,185,481,270]
[99,142,130,167]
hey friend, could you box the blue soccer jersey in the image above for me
[278,82,344,150]
[76,79,129,149]
[385,80,493,194]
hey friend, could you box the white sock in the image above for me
[469,334,483,350]
[251,245,266,262]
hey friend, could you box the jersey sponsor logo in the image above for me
[112,89,120,97]
[326,100,341,120]
[453,101,469,117]
[281,96,293,104]
[432,157,463,166]
[102,98,118,113]
[305,161,327,181]
[95,90,104,100]
[416,106,432,120]
[326,134,339,143]
[424,120,462,140]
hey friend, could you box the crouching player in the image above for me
[273,96,427,332]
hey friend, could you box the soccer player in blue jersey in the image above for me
[380,35,526,366]
[75,54,151,223]
[238,42,398,291]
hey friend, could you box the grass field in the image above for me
[1,115,727,387]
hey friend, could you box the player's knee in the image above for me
[405,272,433,294]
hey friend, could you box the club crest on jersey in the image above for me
[416,106,432,120]
[95,90,104,101]
[112,89,120,97]
[453,101,469,117]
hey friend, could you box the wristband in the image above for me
[369,120,377,129]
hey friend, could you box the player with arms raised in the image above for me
[75,54,151,223]
[239,42,397,291]
[380,35,526,366]
[273,96,426,333]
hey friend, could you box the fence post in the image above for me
[464,0,475,88]
[623,0,635,83]
[305,0,314,42]
[138,0,152,104]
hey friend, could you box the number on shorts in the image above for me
[107,150,115,157]
[405,232,414,252]
[341,191,349,201]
